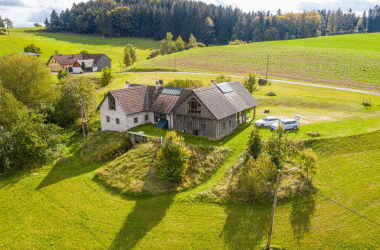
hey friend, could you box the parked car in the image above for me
[255,116,279,128]
[271,118,300,130]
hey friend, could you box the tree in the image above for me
[155,131,191,182]
[81,62,86,72]
[125,44,137,63]
[24,44,42,54]
[0,82,27,130]
[265,126,295,169]
[52,76,97,126]
[175,35,185,52]
[100,67,113,87]
[0,54,56,107]
[215,74,231,83]
[188,33,196,47]
[298,148,317,180]
[246,127,263,161]
[123,51,132,67]
[33,23,42,27]
[80,50,89,54]
[160,32,176,55]
[4,18,13,36]
[243,69,258,93]
[57,69,70,81]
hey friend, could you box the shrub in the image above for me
[307,131,322,137]
[258,78,268,86]
[243,69,259,93]
[228,39,246,45]
[215,74,231,83]
[24,43,42,54]
[246,127,263,161]
[234,154,278,203]
[57,69,70,81]
[147,49,160,60]
[99,66,113,87]
[155,131,190,182]
[164,79,202,89]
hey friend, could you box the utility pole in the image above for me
[80,99,85,139]
[266,54,269,80]
[267,170,281,250]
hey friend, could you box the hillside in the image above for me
[0,28,160,69]
[134,33,380,91]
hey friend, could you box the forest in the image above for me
[42,0,380,45]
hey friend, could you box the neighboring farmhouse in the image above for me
[98,80,259,140]
[47,54,111,73]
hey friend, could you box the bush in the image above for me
[164,79,202,89]
[57,69,70,81]
[0,114,63,173]
[80,131,133,163]
[246,127,262,161]
[24,43,42,54]
[155,131,190,182]
[307,131,322,137]
[215,75,231,83]
[228,39,246,45]
[234,154,278,203]
[99,66,113,87]
[147,49,160,60]
[258,78,268,86]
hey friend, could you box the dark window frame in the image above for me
[222,122,226,129]
[187,97,201,115]
[106,116,110,122]
[116,118,120,124]
[145,114,149,121]
[134,117,138,124]
[108,95,116,110]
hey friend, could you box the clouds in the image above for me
[297,1,380,12]
[0,0,23,6]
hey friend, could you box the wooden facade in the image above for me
[172,93,249,139]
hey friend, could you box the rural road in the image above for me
[134,71,380,97]
[53,71,380,96]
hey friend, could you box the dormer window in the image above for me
[187,97,201,114]
[108,95,116,110]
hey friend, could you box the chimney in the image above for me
[156,80,161,90]
[126,81,131,88]
[211,79,216,86]
[72,53,74,59]
[81,54,83,60]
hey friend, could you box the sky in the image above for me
[1,0,380,27]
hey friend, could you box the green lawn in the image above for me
[2,56,380,248]
[0,28,160,72]
[133,33,380,91]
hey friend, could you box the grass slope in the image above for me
[134,33,380,91]
[0,28,160,71]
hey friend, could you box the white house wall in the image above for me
[73,67,83,74]
[99,96,154,132]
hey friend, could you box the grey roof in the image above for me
[193,81,259,120]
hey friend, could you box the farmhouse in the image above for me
[98,80,259,139]
[47,54,111,73]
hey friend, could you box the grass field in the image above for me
[0,28,160,71]
[133,33,380,91]
[1,38,380,248]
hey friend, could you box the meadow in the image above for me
[133,33,380,91]
[1,71,380,249]
[0,28,160,71]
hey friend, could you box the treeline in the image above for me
[44,0,380,45]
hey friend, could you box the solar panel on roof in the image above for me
[162,87,183,96]
[216,82,233,94]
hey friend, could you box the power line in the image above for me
[281,172,380,227]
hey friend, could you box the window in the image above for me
[134,117,138,124]
[63,66,65,69]
[187,97,201,114]
[187,121,192,128]
[201,123,206,130]
[229,120,232,128]
[108,95,116,110]
[106,116,110,122]
[222,123,226,129]
[145,115,149,121]
[116,118,120,124]
[51,66,53,69]
[154,113,166,122]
